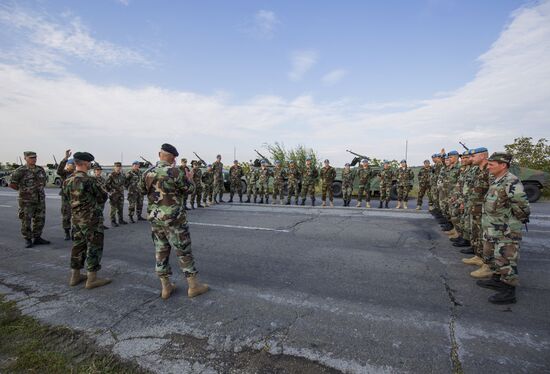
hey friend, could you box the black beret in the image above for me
[114,161,122,166]
[73,152,95,162]
[161,143,179,157]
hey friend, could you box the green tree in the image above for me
[504,137,550,172]
[263,142,319,169]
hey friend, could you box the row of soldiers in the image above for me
[427,148,530,304]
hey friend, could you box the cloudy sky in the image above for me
[0,0,549,166]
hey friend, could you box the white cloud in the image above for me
[321,69,348,85]
[288,50,318,81]
[251,10,279,39]
[116,0,130,6]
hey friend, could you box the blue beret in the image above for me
[447,150,459,157]
[274,160,281,164]
[471,147,488,154]
[261,160,267,164]
[400,159,407,163]
[383,160,390,164]
[207,164,212,167]
[305,157,312,161]
[431,153,439,158]
[67,159,74,165]
[161,143,179,157]
[361,158,368,163]
[461,151,469,156]
[345,163,350,166]
[234,160,238,163]
[132,160,140,165]
[324,159,330,163]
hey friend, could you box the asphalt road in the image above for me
[0,187,549,373]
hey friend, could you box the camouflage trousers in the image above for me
[213,175,223,196]
[18,200,46,240]
[449,200,462,233]
[127,193,143,218]
[258,181,270,199]
[150,217,197,278]
[230,179,242,197]
[482,238,520,286]
[470,205,483,257]
[286,181,299,203]
[321,182,334,202]
[417,183,431,207]
[183,192,189,207]
[460,210,471,241]
[356,182,371,202]
[301,182,316,199]
[430,184,439,210]
[342,184,353,202]
[61,194,72,230]
[273,181,285,201]
[71,220,104,272]
[203,184,213,203]
[246,182,257,200]
[109,194,124,221]
[191,184,203,205]
[379,182,392,202]
[438,189,449,218]
[397,185,410,202]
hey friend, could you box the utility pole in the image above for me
[234,146,236,161]
[405,140,408,162]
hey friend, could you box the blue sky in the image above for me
[0,0,549,165]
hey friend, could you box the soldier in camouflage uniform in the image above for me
[300,157,319,206]
[378,161,393,209]
[179,158,191,209]
[396,160,414,209]
[342,163,355,207]
[258,160,272,204]
[245,165,259,203]
[9,151,50,248]
[474,152,530,304]
[320,159,336,207]
[212,155,225,203]
[190,161,204,208]
[125,161,145,223]
[448,152,472,245]
[141,143,208,300]
[416,160,431,210]
[441,151,461,235]
[229,160,244,203]
[272,160,287,205]
[93,165,109,230]
[57,149,75,240]
[430,153,443,213]
[437,153,449,221]
[105,162,127,227]
[63,152,111,289]
[356,159,375,208]
[202,164,215,206]
[286,160,301,205]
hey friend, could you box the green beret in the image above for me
[24,151,37,157]
[73,152,95,162]
[488,152,512,164]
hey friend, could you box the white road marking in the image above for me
[0,204,12,207]
[190,222,290,233]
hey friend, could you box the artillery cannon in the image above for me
[346,150,369,167]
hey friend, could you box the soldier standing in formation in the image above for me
[179,158,191,209]
[63,152,111,289]
[201,164,214,206]
[286,160,301,205]
[356,159,375,208]
[9,151,50,248]
[342,163,355,207]
[105,162,127,227]
[141,143,209,300]
[396,160,414,209]
[57,149,75,240]
[125,161,145,223]
[245,164,259,203]
[257,160,272,204]
[378,161,393,209]
[300,157,318,206]
[93,165,109,230]
[449,152,473,248]
[228,160,244,203]
[320,159,336,207]
[190,161,204,208]
[429,153,443,212]
[416,160,431,210]
[212,154,224,203]
[272,160,286,205]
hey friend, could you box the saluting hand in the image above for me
[65,149,72,159]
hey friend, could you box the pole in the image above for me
[405,140,408,162]
[234,146,236,161]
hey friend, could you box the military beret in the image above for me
[161,143,179,157]
[471,147,488,154]
[345,163,350,166]
[441,153,448,159]
[424,160,430,164]
[431,153,438,158]
[361,158,369,163]
[274,160,281,164]
[74,152,95,162]
[324,159,330,163]
[447,150,459,157]
[289,160,295,164]
[305,157,312,161]
[67,159,74,165]
[488,152,512,164]
[400,159,407,163]
[114,161,122,166]
[216,154,222,158]
[181,158,187,162]
[383,160,390,164]
[261,160,267,164]
[24,151,37,157]
[93,164,102,170]
[132,160,140,165]
[234,160,239,163]
[207,164,212,167]
[461,151,470,157]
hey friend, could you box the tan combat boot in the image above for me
[365,202,371,208]
[85,272,112,289]
[470,264,493,278]
[462,256,484,266]
[356,202,361,208]
[396,201,402,209]
[416,205,421,210]
[271,199,276,205]
[330,201,334,208]
[280,199,284,205]
[69,269,87,286]
[187,274,209,298]
[444,228,457,235]
[322,201,326,207]
[160,276,176,300]
[403,201,408,209]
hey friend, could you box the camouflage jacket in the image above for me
[95,175,108,196]
[302,165,319,185]
[287,167,301,184]
[245,168,259,183]
[192,167,202,185]
[379,168,394,186]
[105,171,125,196]
[125,169,142,196]
[470,164,491,210]
[258,167,272,183]
[396,167,414,187]
[431,163,442,187]
[320,166,336,184]
[437,164,447,189]
[202,170,214,186]
[482,171,530,241]
[461,165,478,206]
[445,163,461,193]
[357,167,375,185]
[342,168,355,187]
[10,165,47,203]
[212,160,223,179]
[418,166,431,187]
[229,165,244,181]
[273,167,286,184]
[57,158,74,195]
[141,160,194,225]
[63,171,107,224]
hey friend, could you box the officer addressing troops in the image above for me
[342,162,355,207]
[228,160,244,203]
[125,160,145,222]
[300,157,319,206]
[272,160,286,205]
[105,161,127,227]
[396,159,414,209]
[378,160,393,209]
[286,160,301,205]
[63,152,111,289]
[141,143,209,300]
[356,159,375,208]
[9,151,50,248]
[57,149,75,240]
[416,160,431,210]
[320,159,336,207]
[212,154,224,203]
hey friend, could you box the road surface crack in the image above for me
[286,215,319,232]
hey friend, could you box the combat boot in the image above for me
[240,195,243,203]
[476,274,505,290]
[259,198,264,204]
[311,197,316,206]
[254,197,257,204]
[160,276,176,299]
[119,219,128,225]
[356,201,361,208]
[489,285,516,304]
[300,198,305,206]
[322,201,326,207]
[379,201,383,209]
[33,237,50,245]
[453,238,471,247]
[190,202,195,209]
[69,269,87,286]
[330,201,334,208]
[102,224,110,230]
[272,198,276,205]
[385,201,389,208]
[129,216,135,223]
[85,272,112,289]
[462,256,484,266]
[396,201,402,209]
[286,200,291,205]
[137,215,146,221]
[280,199,284,205]
[460,247,475,254]
[64,228,71,241]
[219,193,225,203]
[197,202,204,208]
[295,198,299,205]
[228,193,234,203]
[366,202,371,208]
[403,201,408,209]
[25,239,33,248]
[186,274,209,298]
[470,264,493,279]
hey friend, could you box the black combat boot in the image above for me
[137,215,146,221]
[239,195,243,203]
[266,197,269,204]
[103,224,110,230]
[453,238,471,247]
[254,197,257,203]
[488,284,516,304]
[300,198,305,206]
[477,274,507,291]
[385,201,389,208]
[286,200,291,205]
[311,197,315,206]
[197,202,204,208]
[119,219,128,225]
[111,219,119,227]
[190,202,195,209]
[246,197,251,203]
[129,216,135,223]
[228,193,234,203]
[64,228,71,241]
[25,239,33,248]
[33,237,50,245]
[459,247,475,254]
[259,197,264,204]
[379,201,383,209]
[214,196,219,204]
[295,199,299,205]
[219,192,225,203]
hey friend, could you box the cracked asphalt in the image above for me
[0,187,549,373]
